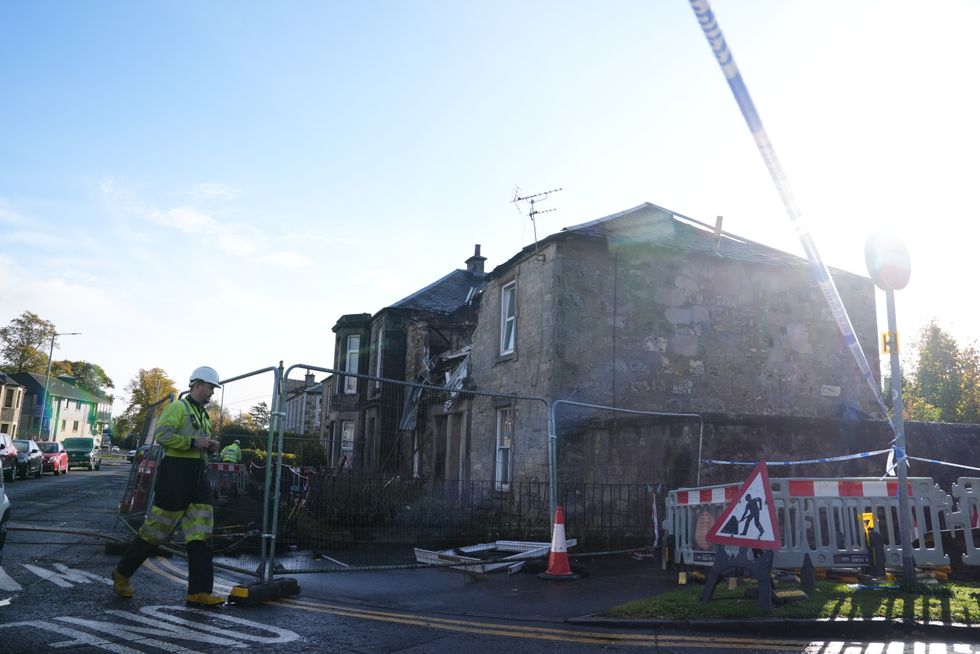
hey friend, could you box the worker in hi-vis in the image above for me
[112,366,224,607]
[219,439,242,463]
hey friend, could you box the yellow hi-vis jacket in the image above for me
[219,442,241,463]
[154,398,212,459]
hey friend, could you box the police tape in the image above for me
[907,456,980,473]
[703,448,891,467]
[688,0,893,429]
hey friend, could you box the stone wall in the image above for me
[557,415,979,496]
[552,235,880,418]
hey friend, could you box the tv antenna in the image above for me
[511,187,562,252]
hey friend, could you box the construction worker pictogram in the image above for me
[705,460,781,550]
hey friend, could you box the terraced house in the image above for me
[10,372,112,442]
[0,373,26,437]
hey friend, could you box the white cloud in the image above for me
[146,206,218,233]
[100,177,321,269]
[0,204,27,226]
[256,251,314,268]
[188,183,241,201]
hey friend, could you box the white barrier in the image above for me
[667,477,952,569]
[951,477,980,566]
[208,462,248,496]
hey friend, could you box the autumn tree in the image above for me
[0,310,56,374]
[116,368,178,446]
[903,321,980,423]
[249,401,271,432]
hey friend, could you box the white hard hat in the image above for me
[234,439,241,445]
[189,366,221,388]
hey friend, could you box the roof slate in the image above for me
[9,372,110,405]
[389,269,486,314]
[562,202,810,268]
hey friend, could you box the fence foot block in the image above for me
[228,578,300,606]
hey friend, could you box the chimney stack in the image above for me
[466,244,486,274]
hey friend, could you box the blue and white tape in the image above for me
[688,1,894,433]
[704,448,891,467]
[907,456,980,473]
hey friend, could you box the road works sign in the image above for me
[705,461,781,550]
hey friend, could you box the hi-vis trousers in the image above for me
[117,457,214,594]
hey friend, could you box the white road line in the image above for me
[0,565,23,592]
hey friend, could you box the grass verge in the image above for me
[605,580,980,624]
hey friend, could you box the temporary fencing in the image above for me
[115,361,976,584]
[665,475,975,570]
[952,477,980,565]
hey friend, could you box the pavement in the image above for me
[277,551,980,640]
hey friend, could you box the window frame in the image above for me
[344,334,360,394]
[495,407,513,491]
[499,281,517,356]
[341,420,355,452]
[373,324,384,390]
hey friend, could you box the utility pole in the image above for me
[39,331,81,441]
[512,187,562,252]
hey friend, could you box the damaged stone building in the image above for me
[320,202,906,493]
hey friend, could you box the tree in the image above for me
[249,401,271,433]
[903,320,980,423]
[51,360,114,395]
[116,368,178,446]
[0,310,56,374]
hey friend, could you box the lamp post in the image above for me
[865,232,913,585]
[39,331,81,441]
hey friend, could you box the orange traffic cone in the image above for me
[538,506,579,580]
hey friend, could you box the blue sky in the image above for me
[2,1,978,417]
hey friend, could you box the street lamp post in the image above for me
[39,331,81,441]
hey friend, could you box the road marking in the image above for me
[151,555,809,650]
[0,604,299,653]
[0,565,23,591]
[22,562,110,588]
[145,557,980,652]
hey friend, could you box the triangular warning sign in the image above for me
[706,460,781,550]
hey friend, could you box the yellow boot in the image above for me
[112,570,133,598]
[186,592,225,607]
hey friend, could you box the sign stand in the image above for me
[700,546,775,613]
[699,460,782,613]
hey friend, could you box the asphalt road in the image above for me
[0,461,978,653]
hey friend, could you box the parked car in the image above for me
[63,436,102,471]
[13,439,43,479]
[127,445,151,463]
[38,441,69,475]
[0,433,16,483]
[0,473,9,563]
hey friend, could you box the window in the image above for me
[76,400,82,410]
[374,325,384,390]
[495,407,513,491]
[344,335,360,394]
[3,389,13,408]
[341,421,355,452]
[61,419,67,431]
[412,431,421,479]
[73,420,79,432]
[500,282,516,355]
